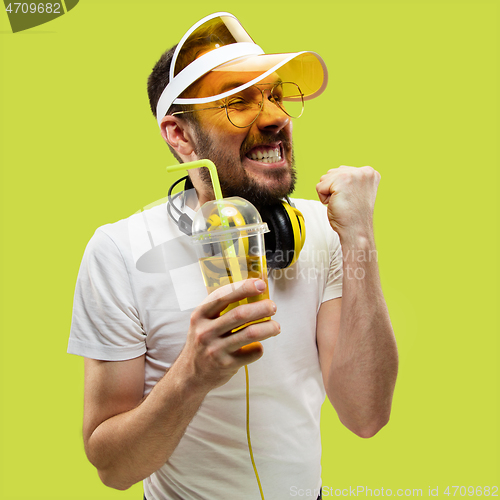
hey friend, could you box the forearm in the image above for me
[86,356,207,490]
[82,279,277,490]
[327,232,398,437]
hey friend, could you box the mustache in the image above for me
[240,131,292,158]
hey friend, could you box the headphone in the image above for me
[167,176,306,270]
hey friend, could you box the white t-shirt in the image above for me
[68,198,342,500]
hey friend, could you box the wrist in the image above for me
[165,351,212,401]
[338,227,375,249]
[338,228,378,275]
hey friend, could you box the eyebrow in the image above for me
[218,81,253,94]
[218,78,283,94]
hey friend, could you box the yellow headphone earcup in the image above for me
[203,201,305,270]
[280,202,305,267]
[258,201,305,269]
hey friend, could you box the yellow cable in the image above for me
[245,365,265,500]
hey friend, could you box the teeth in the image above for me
[248,147,282,163]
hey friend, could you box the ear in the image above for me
[160,115,196,157]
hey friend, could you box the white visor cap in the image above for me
[156,12,328,127]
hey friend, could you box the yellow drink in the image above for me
[199,254,270,332]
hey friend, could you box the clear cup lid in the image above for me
[191,196,269,244]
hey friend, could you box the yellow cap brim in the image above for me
[212,51,327,100]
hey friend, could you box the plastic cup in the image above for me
[191,197,270,333]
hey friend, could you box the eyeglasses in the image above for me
[171,81,304,128]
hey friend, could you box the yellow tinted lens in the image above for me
[276,82,304,118]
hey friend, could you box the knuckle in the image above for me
[242,280,252,293]
[213,295,228,310]
[205,345,218,360]
[265,320,279,337]
[245,323,260,340]
[231,306,246,323]
[220,356,234,369]
[190,309,201,325]
[196,328,211,346]
[343,173,353,184]
[206,291,230,311]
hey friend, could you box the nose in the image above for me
[254,96,290,133]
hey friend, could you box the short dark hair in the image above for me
[148,45,183,117]
[147,45,198,162]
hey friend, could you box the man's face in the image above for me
[189,70,297,207]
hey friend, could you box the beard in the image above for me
[191,123,297,207]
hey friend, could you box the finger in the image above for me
[316,185,331,204]
[318,170,337,183]
[316,179,335,204]
[214,298,277,337]
[222,319,281,353]
[200,278,268,319]
[235,341,263,357]
[225,341,265,366]
[316,190,330,205]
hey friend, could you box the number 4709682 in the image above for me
[444,486,499,497]
[5,3,62,14]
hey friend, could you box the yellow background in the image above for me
[0,1,498,498]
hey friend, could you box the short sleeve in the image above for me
[67,228,146,361]
[322,222,343,303]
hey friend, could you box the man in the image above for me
[68,12,398,500]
